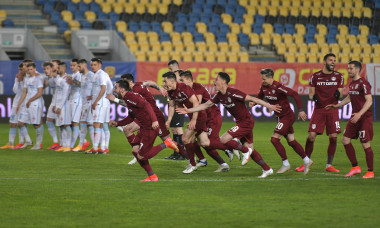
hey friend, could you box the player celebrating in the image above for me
[109,80,178,182]
[255,68,313,174]
[296,53,343,173]
[326,61,374,179]
[177,72,280,178]
[16,63,44,150]
[53,62,72,152]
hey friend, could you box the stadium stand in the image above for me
[0,9,14,28]
[29,0,379,63]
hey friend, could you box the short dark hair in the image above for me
[116,79,130,91]
[26,63,36,68]
[22,59,33,63]
[179,70,193,81]
[323,53,336,61]
[162,71,177,80]
[78,59,87,64]
[43,61,53,68]
[52,59,61,64]
[168,60,179,66]
[71,58,79,63]
[174,69,184,75]
[218,72,230,84]
[260,68,274,78]
[348,60,362,71]
[58,62,67,68]
[91,57,103,64]
[18,63,23,68]
[121,73,135,82]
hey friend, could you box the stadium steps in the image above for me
[0,0,74,60]
[248,46,281,62]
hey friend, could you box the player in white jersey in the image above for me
[86,58,108,154]
[72,59,93,152]
[99,73,113,154]
[16,63,44,150]
[66,59,82,150]
[1,64,31,149]
[53,62,72,152]
[42,61,60,150]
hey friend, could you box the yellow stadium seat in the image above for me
[319,43,330,54]
[259,1,269,7]
[340,44,351,55]
[278,7,288,17]
[172,0,182,6]
[300,8,310,17]
[171,52,181,62]
[313,0,322,8]
[124,31,135,40]
[362,44,372,55]
[194,52,204,62]
[262,24,273,34]
[271,0,280,7]
[216,52,227,62]
[147,4,157,14]
[69,20,80,30]
[352,7,362,18]
[204,32,215,44]
[276,43,286,55]
[354,0,363,8]
[292,0,301,7]
[182,52,192,62]
[357,35,368,46]
[303,0,312,8]
[83,0,92,4]
[0,9,6,20]
[218,42,229,53]
[289,7,299,17]
[64,30,71,42]
[246,7,256,16]
[170,32,181,43]
[316,24,327,35]
[243,15,254,24]
[61,10,73,22]
[84,11,96,23]
[221,13,233,25]
[126,37,137,47]
[272,34,282,45]
[140,0,149,5]
[239,52,249,62]
[162,22,173,33]
[228,53,238,62]
[362,55,371,64]
[135,52,146,61]
[282,0,291,8]
[72,0,81,3]
[359,25,369,36]
[196,42,207,53]
[227,33,238,43]
[338,25,348,35]
[159,52,170,62]
[249,33,260,45]
[344,0,353,8]
[283,34,293,44]
[295,24,306,35]
[352,44,362,55]
[311,8,320,17]
[349,54,360,62]
[136,31,147,42]
[230,23,240,34]
[161,0,171,4]
[329,43,340,54]
[256,6,267,16]
[336,35,347,46]
[115,21,127,33]
[317,53,325,62]
[158,6,168,14]
[363,7,372,18]
[315,34,326,45]
[205,52,216,62]
[308,43,319,55]
[321,8,331,18]
[342,8,351,18]
[285,53,296,63]
[334,0,343,8]
[182,32,193,43]
[339,55,349,63]
[208,42,218,53]
[260,33,271,45]
[347,35,357,46]
[124,4,135,14]
[150,41,161,52]
[241,23,251,34]
[147,51,158,62]
[372,54,380,63]
[173,42,184,53]
[296,54,307,63]
[139,42,150,52]
[148,32,159,42]
[112,3,123,14]
[196,22,207,34]
[230,43,240,53]
[161,41,172,52]
[185,42,195,53]
[287,43,297,54]
[135,5,145,14]
[268,7,278,17]
[307,54,318,63]
[373,44,380,55]
[101,4,112,14]
[298,43,308,54]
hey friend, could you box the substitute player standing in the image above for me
[296,53,343,173]
[256,68,313,175]
[326,61,374,178]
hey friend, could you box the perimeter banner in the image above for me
[136,62,367,95]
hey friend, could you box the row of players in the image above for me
[1,54,374,181]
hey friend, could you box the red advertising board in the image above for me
[136,62,367,95]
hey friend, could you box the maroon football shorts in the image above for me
[309,109,341,135]
[274,114,295,136]
[343,115,373,143]
[206,113,222,140]
[132,128,159,159]
[227,122,254,144]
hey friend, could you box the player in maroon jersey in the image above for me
[177,72,281,178]
[255,68,314,174]
[296,53,344,173]
[109,80,178,182]
[179,70,230,172]
[326,61,374,179]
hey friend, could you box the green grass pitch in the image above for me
[0,121,379,227]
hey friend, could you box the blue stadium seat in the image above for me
[177,13,187,24]
[236,5,245,16]
[43,1,54,14]
[203,6,212,15]
[207,0,216,4]
[151,22,161,33]
[81,20,92,30]
[216,33,227,42]
[326,34,336,44]
[306,24,316,35]
[284,24,295,34]
[327,24,337,35]
[194,33,204,42]
[234,15,243,24]
[349,25,359,36]
[90,2,100,14]
[50,11,61,24]
[36,0,46,5]
[238,33,249,46]
[74,11,84,20]
[369,35,379,44]
[186,23,196,33]
[254,15,264,25]
[228,0,238,7]
[58,20,68,33]
[225,7,235,15]
[2,19,14,28]
[174,22,185,33]
[128,22,139,33]
[78,2,88,12]
[140,22,150,32]
[98,12,108,20]
[195,0,204,5]
[188,12,201,21]
[200,15,210,24]
[160,32,170,41]
[220,23,230,34]
[217,0,227,6]
[211,14,221,24]
[304,34,315,44]
[274,24,284,35]
[67,2,77,12]
[252,24,262,34]
[109,12,119,24]
[192,4,202,13]
[208,23,219,34]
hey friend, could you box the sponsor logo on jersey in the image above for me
[232,94,243,99]
[316,82,338,85]
[331,77,336,81]
[265,96,278,100]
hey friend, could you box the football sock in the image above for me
[79,123,87,146]
[100,129,106,150]
[283,159,290,166]
[61,127,67,148]
[20,126,32,143]
[18,127,25,144]
[208,138,228,150]
[364,147,374,171]
[177,143,189,159]
[147,143,166,159]
[103,124,110,148]
[93,128,101,149]
[184,142,196,166]
[88,126,94,145]
[59,127,63,146]
[126,134,136,146]
[305,138,314,158]
[9,127,17,145]
[36,125,44,145]
[205,148,225,165]
[192,142,205,160]
[327,137,337,165]
[71,125,79,148]
[288,140,307,158]
[251,149,271,170]
[344,143,357,165]
[271,137,287,161]
[225,140,249,153]
[65,126,72,148]
[47,121,58,143]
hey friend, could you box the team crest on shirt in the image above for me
[227,97,231,102]
[331,77,336,81]
[272,90,275,94]
[355,84,358,89]
[312,124,316,129]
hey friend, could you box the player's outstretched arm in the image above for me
[143,80,167,96]
[325,95,351,110]
[176,100,214,114]
[245,95,282,113]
